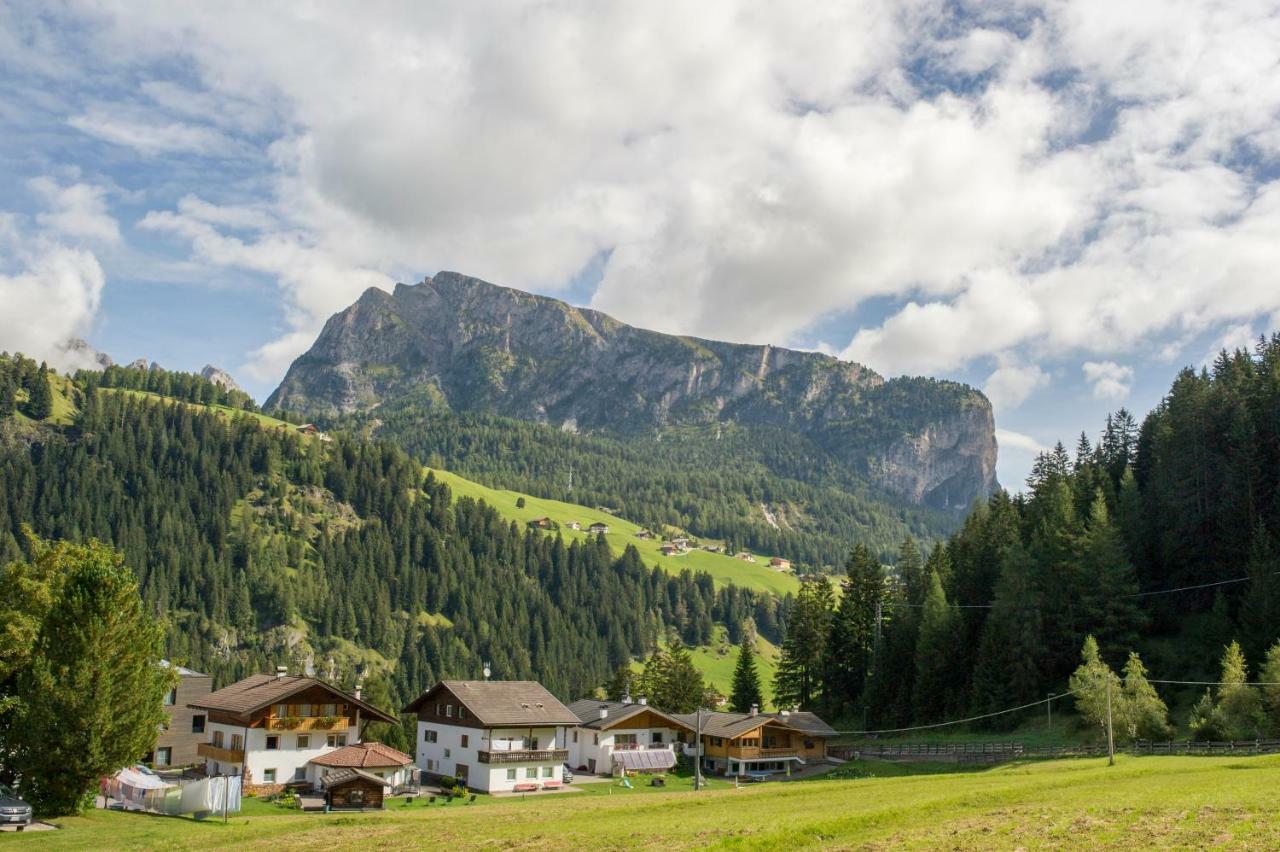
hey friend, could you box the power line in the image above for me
[832,689,1083,736]
[1148,680,1280,686]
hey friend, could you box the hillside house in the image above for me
[296,423,320,435]
[635,529,655,540]
[660,543,680,556]
[308,741,415,789]
[769,557,791,571]
[404,680,580,793]
[736,552,757,563]
[671,536,691,548]
[148,660,212,768]
[188,669,397,795]
[564,521,582,530]
[588,522,610,534]
[674,708,836,778]
[527,517,555,530]
[566,698,691,775]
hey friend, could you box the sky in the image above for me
[3,1,1280,489]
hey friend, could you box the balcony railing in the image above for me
[610,743,673,751]
[266,715,350,732]
[197,743,245,763]
[477,748,569,764]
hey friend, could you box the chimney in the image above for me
[622,691,632,705]
[598,705,609,720]
[637,696,647,706]
[354,678,364,700]
[275,665,288,680]
[750,704,758,717]
[780,708,791,717]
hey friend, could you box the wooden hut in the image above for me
[322,767,392,810]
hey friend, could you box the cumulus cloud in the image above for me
[1082,361,1134,401]
[6,0,1280,391]
[0,243,105,369]
[983,361,1050,412]
[996,428,1050,455]
[27,177,120,244]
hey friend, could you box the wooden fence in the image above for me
[829,739,1280,764]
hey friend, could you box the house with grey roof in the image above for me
[565,697,693,775]
[403,680,580,793]
[672,707,837,778]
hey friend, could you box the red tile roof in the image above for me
[309,741,413,768]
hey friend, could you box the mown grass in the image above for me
[7,755,1278,850]
[429,468,800,597]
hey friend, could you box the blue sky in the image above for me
[3,2,1280,489]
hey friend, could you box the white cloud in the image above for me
[27,177,120,244]
[983,361,1050,412]
[996,428,1050,455]
[0,243,104,369]
[68,108,235,156]
[1082,361,1134,401]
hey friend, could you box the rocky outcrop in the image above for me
[267,272,999,508]
[200,364,245,394]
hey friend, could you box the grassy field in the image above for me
[7,755,1278,849]
[430,468,800,596]
[103,388,298,430]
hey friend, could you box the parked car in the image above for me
[561,766,574,785]
[0,785,33,828]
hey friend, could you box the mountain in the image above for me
[200,364,244,394]
[267,272,998,513]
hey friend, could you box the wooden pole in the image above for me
[1105,677,1115,767]
[694,709,703,791]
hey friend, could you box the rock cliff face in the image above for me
[200,364,244,394]
[267,272,998,509]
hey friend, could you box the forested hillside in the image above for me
[774,338,1280,735]
[0,358,780,728]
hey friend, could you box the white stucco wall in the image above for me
[203,721,361,786]
[567,724,681,774]
[416,722,567,792]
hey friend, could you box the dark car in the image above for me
[0,784,33,828]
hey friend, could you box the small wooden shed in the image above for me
[322,767,392,810]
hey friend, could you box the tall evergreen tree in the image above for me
[1076,491,1143,664]
[1067,635,1120,742]
[823,545,882,718]
[912,571,962,723]
[22,362,52,420]
[1215,641,1264,739]
[1239,524,1280,665]
[1119,651,1170,742]
[728,639,763,713]
[773,577,834,710]
[970,541,1044,727]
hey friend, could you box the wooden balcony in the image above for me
[197,743,245,763]
[727,746,800,760]
[477,748,569,765]
[266,716,351,732]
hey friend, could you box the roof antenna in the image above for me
[483,661,492,680]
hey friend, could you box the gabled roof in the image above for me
[188,674,397,724]
[672,710,836,740]
[402,680,579,726]
[321,767,393,789]
[566,699,694,732]
[160,659,209,678]
[309,741,414,768]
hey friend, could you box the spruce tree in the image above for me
[1238,524,1280,665]
[1067,635,1120,742]
[1119,651,1170,742]
[0,373,15,419]
[773,577,834,710]
[1215,641,1264,739]
[1260,640,1280,736]
[970,541,1044,727]
[1076,491,1142,664]
[6,538,173,815]
[23,362,53,420]
[823,546,881,718]
[912,571,961,723]
[729,639,763,713]
[605,664,634,702]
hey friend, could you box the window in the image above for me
[444,748,451,758]
[458,707,466,719]
[274,703,288,718]
[231,734,243,751]
[542,766,554,778]
[531,737,539,749]
[296,735,310,749]
[213,730,225,748]
[446,705,454,718]
[322,703,336,717]
[435,702,441,715]
[298,703,311,717]
[192,715,206,734]
[348,789,365,804]
[506,768,517,780]
[572,731,578,743]
[327,733,348,748]
[426,759,435,771]
[461,734,469,748]
[424,729,438,743]
[163,688,176,706]
[266,735,280,750]
[652,732,663,744]
[294,767,306,781]
[155,747,172,766]
[593,733,599,745]
[526,767,538,779]
[262,769,277,784]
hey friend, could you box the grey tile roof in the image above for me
[671,710,836,739]
[187,673,397,724]
[321,767,393,788]
[565,699,692,731]
[403,680,580,726]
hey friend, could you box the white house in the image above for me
[403,680,580,793]
[188,668,398,794]
[566,698,692,775]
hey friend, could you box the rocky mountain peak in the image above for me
[200,364,245,394]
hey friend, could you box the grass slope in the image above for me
[429,468,800,596]
[12,755,1280,849]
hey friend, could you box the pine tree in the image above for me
[1067,635,1121,742]
[0,373,15,419]
[656,638,704,713]
[22,362,53,420]
[912,571,961,723]
[605,664,634,702]
[1238,524,1280,665]
[1260,640,1280,736]
[1119,652,1170,742]
[823,546,881,718]
[773,577,834,710]
[1215,641,1264,739]
[970,541,1044,727]
[5,538,173,815]
[729,639,763,713]
[1076,491,1142,664]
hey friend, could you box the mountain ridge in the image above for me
[267,272,998,511]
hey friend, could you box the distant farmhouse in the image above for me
[527,517,556,530]
[588,522,610,534]
[563,520,581,530]
[769,557,791,571]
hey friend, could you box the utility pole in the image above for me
[694,708,703,791]
[1105,677,1115,767]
